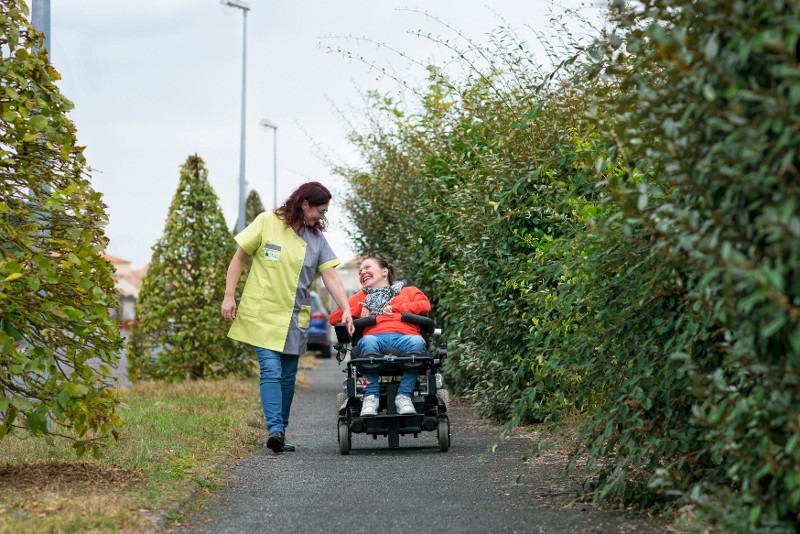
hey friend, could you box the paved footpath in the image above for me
[170,358,674,534]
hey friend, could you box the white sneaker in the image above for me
[360,395,379,417]
[395,394,416,415]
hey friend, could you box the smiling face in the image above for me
[301,200,329,227]
[359,258,389,289]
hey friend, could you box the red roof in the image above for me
[101,253,132,265]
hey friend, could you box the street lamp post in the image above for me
[221,0,251,233]
[32,0,51,53]
[260,119,278,209]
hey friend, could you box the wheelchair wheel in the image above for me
[436,388,450,407]
[437,416,450,452]
[336,392,347,415]
[338,421,351,455]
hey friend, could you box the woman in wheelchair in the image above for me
[329,257,431,417]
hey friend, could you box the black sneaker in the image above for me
[266,431,285,452]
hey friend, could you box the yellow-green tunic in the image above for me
[227,212,340,354]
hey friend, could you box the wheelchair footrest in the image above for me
[361,414,423,435]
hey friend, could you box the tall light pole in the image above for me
[221,0,251,233]
[260,119,278,209]
[31,0,51,53]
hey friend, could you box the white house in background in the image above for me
[102,254,148,330]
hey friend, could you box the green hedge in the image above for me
[578,0,800,528]
[0,0,122,457]
[337,1,800,530]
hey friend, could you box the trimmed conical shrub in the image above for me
[127,155,249,381]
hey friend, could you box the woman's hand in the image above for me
[320,267,356,336]
[381,305,394,316]
[341,309,355,336]
[359,307,371,318]
[221,295,237,321]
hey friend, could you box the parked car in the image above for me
[307,291,332,358]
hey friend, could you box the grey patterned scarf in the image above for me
[363,281,404,315]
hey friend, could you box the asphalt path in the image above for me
[171,358,673,534]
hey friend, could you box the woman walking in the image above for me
[222,182,354,452]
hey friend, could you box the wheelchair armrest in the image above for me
[400,313,435,334]
[354,316,377,328]
[334,316,377,344]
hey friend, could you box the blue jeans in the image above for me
[255,347,299,434]
[358,333,423,397]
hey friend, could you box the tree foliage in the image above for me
[234,189,266,297]
[337,31,608,421]
[127,155,249,381]
[568,0,800,528]
[231,189,266,235]
[0,0,122,457]
[335,1,800,530]
[245,189,265,228]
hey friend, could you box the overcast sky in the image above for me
[44,0,604,268]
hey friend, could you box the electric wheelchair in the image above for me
[333,313,450,454]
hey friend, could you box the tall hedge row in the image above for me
[336,0,800,530]
[582,0,800,528]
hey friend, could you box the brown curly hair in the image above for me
[275,181,331,234]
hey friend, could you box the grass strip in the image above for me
[0,372,270,533]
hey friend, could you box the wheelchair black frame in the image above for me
[333,313,450,453]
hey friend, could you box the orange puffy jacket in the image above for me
[329,286,431,337]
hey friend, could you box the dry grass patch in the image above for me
[0,463,145,534]
[0,374,266,533]
[0,354,320,532]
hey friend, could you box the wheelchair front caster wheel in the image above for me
[437,416,450,452]
[338,421,351,455]
[336,392,347,416]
